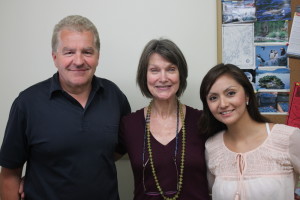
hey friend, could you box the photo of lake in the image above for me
[255,67,290,91]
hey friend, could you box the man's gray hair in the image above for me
[52,15,100,52]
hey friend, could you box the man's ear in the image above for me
[52,52,58,68]
[52,52,57,61]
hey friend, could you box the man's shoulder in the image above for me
[94,77,127,98]
[94,77,120,90]
[94,77,130,112]
[18,77,52,99]
[9,77,53,112]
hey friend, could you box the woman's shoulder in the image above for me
[271,123,300,135]
[185,105,202,116]
[205,131,224,147]
[121,107,145,122]
[268,124,300,149]
[205,131,224,154]
[184,105,203,127]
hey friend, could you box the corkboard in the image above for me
[217,0,300,124]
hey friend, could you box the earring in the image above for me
[246,101,249,106]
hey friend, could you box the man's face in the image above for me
[52,29,99,92]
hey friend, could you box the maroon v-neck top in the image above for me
[117,106,210,200]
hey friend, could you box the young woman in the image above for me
[199,63,300,200]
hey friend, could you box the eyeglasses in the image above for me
[142,158,179,196]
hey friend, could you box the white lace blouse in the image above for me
[205,124,300,200]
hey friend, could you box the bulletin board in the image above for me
[217,0,300,124]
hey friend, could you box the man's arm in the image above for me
[0,167,23,200]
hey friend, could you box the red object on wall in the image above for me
[286,82,300,128]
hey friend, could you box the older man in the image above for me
[0,15,130,200]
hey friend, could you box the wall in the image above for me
[0,1,217,199]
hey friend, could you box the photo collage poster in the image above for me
[221,0,291,114]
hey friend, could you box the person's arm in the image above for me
[114,92,130,162]
[0,167,23,200]
[290,128,300,184]
[204,148,215,195]
[289,128,300,200]
[114,152,124,161]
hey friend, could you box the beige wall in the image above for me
[0,1,217,199]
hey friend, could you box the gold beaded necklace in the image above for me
[144,100,186,200]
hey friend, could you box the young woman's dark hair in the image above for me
[199,63,269,138]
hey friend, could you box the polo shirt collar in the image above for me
[49,72,103,98]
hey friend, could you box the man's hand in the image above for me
[18,177,25,199]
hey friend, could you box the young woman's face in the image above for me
[206,74,249,126]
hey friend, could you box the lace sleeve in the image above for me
[289,128,300,176]
[205,149,215,192]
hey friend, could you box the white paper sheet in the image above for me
[287,13,300,57]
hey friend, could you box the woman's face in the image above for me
[146,53,180,101]
[206,74,249,126]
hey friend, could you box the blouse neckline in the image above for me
[221,123,277,155]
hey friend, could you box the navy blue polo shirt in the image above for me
[0,73,131,200]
